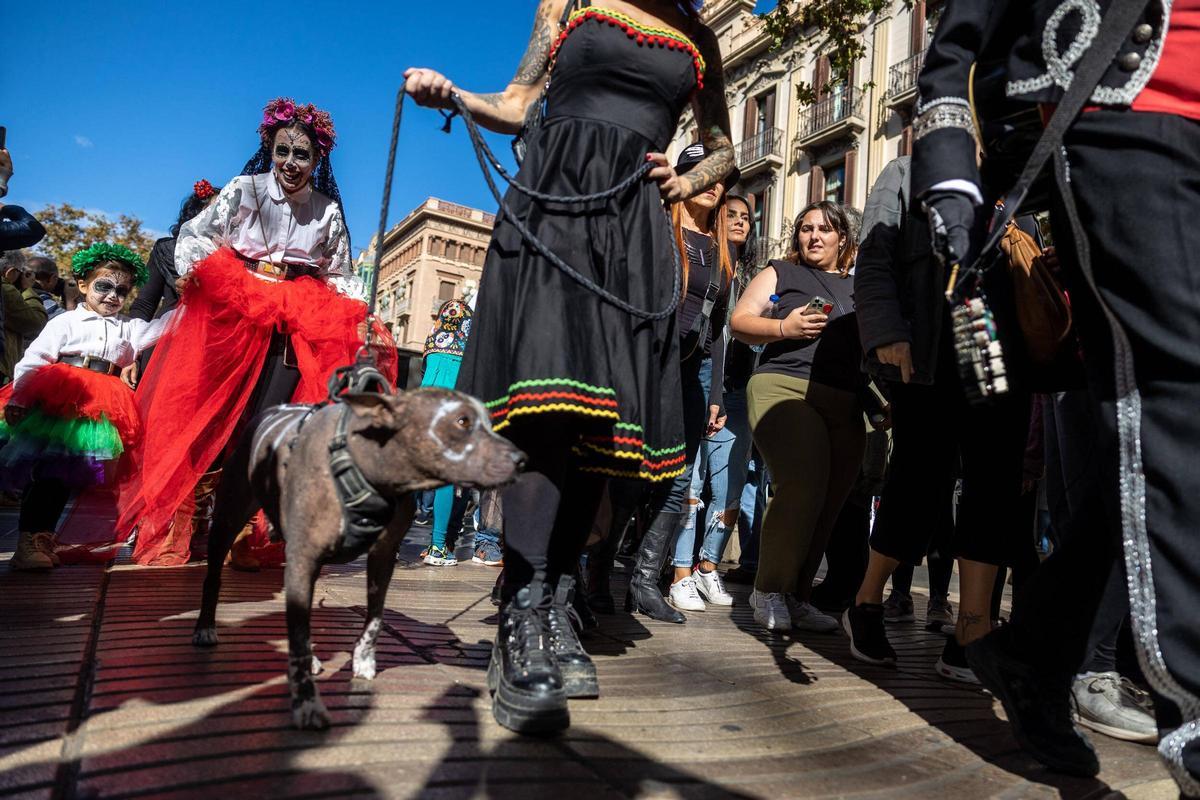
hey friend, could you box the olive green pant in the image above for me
[747,373,867,595]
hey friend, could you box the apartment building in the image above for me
[672,0,937,257]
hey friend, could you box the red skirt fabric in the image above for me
[9,363,141,447]
[118,247,396,566]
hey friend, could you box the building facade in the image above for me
[355,198,495,363]
[671,0,936,257]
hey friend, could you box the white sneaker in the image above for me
[692,567,733,606]
[749,589,791,632]
[669,576,706,612]
[784,596,840,632]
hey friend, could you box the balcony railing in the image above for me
[393,295,410,316]
[745,236,788,267]
[796,86,866,145]
[736,127,784,172]
[887,49,927,102]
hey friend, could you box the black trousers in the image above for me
[870,329,1030,568]
[1009,110,1200,790]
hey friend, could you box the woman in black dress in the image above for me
[404,0,733,733]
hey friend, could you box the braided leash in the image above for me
[448,93,680,321]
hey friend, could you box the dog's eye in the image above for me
[455,415,471,430]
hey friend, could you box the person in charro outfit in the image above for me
[911,0,1200,789]
[403,0,734,733]
[117,98,393,569]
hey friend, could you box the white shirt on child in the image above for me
[13,305,174,386]
[174,170,363,299]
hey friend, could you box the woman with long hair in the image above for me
[119,98,393,568]
[673,192,756,609]
[731,200,871,635]
[403,0,734,733]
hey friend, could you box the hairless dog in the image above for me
[191,387,524,730]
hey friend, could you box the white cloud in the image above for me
[74,135,94,148]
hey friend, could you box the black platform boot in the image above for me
[625,511,686,624]
[548,575,600,698]
[487,573,569,733]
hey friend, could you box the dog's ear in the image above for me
[342,393,402,428]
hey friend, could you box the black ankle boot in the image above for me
[625,511,686,624]
[487,573,569,733]
[549,575,600,698]
[571,567,599,631]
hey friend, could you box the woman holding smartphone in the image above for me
[730,200,868,635]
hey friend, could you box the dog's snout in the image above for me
[509,448,527,470]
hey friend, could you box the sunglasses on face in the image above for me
[91,279,131,299]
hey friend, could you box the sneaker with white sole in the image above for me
[692,567,733,606]
[784,596,839,632]
[1071,672,1158,744]
[883,589,915,623]
[669,576,706,612]
[423,545,458,566]
[926,594,955,632]
[935,636,980,684]
[749,589,791,633]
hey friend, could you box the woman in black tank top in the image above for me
[730,201,879,635]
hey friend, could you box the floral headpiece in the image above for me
[71,242,149,287]
[193,179,216,200]
[258,97,337,156]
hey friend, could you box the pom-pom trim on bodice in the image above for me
[551,6,707,90]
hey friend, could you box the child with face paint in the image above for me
[0,243,172,570]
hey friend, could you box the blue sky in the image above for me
[3,1,774,252]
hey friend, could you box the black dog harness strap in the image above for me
[328,403,396,556]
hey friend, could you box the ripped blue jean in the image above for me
[671,360,752,568]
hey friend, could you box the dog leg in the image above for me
[353,499,413,680]
[193,446,262,647]
[285,556,329,731]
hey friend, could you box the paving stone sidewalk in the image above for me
[0,521,1173,799]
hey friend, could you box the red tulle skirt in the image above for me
[0,364,141,491]
[118,247,396,566]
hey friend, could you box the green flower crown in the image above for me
[71,242,149,287]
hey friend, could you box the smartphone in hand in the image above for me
[805,296,834,315]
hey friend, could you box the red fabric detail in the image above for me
[118,247,397,565]
[245,509,286,567]
[1132,3,1200,121]
[10,363,141,447]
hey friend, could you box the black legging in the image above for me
[499,417,607,598]
[19,477,71,532]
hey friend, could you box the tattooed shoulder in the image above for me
[512,0,561,86]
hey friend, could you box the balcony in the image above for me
[393,295,410,317]
[794,86,866,151]
[886,49,927,110]
[735,127,784,180]
[746,236,788,266]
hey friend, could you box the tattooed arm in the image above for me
[403,0,565,135]
[646,24,735,201]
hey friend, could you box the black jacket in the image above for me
[130,237,180,321]
[0,204,46,252]
[856,157,945,385]
[912,0,1168,199]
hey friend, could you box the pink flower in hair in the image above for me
[273,99,296,121]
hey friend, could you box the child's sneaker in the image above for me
[472,538,503,566]
[10,531,55,570]
[423,545,458,566]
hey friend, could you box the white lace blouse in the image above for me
[174,171,364,299]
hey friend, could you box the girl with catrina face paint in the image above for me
[0,243,172,570]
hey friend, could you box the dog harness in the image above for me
[325,361,398,559]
